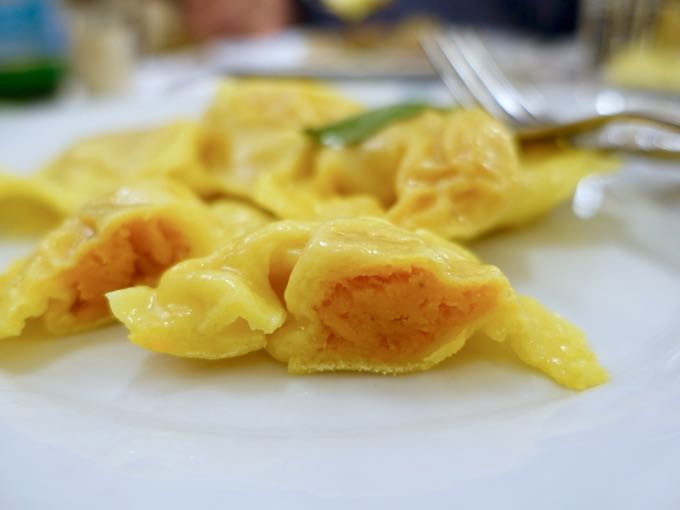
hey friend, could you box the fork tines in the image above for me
[420,29,541,126]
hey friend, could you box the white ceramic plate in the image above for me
[1,83,679,509]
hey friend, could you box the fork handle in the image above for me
[569,129,680,157]
[516,111,680,142]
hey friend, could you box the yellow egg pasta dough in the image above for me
[109,217,607,389]
[0,79,612,391]
[0,180,270,338]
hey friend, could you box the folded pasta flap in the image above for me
[508,295,608,390]
[201,79,360,202]
[388,109,521,240]
[108,220,317,359]
[0,171,72,234]
[107,283,270,359]
[37,121,208,207]
[502,147,619,227]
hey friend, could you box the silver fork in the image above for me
[421,29,680,156]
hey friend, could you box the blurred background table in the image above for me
[0,0,677,102]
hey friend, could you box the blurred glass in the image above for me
[580,0,680,91]
[579,0,660,64]
[68,3,136,95]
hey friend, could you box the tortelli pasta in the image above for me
[200,80,362,199]
[0,79,614,390]
[253,108,616,239]
[0,122,209,227]
[108,217,607,390]
[0,80,615,241]
[0,180,269,338]
[206,81,616,240]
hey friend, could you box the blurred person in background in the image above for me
[183,0,294,38]
[183,0,578,39]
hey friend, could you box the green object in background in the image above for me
[306,102,444,147]
[0,0,68,100]
[0,59,65,99]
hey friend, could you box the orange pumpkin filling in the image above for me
[60,218,191,325]
[315,267,498,363]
